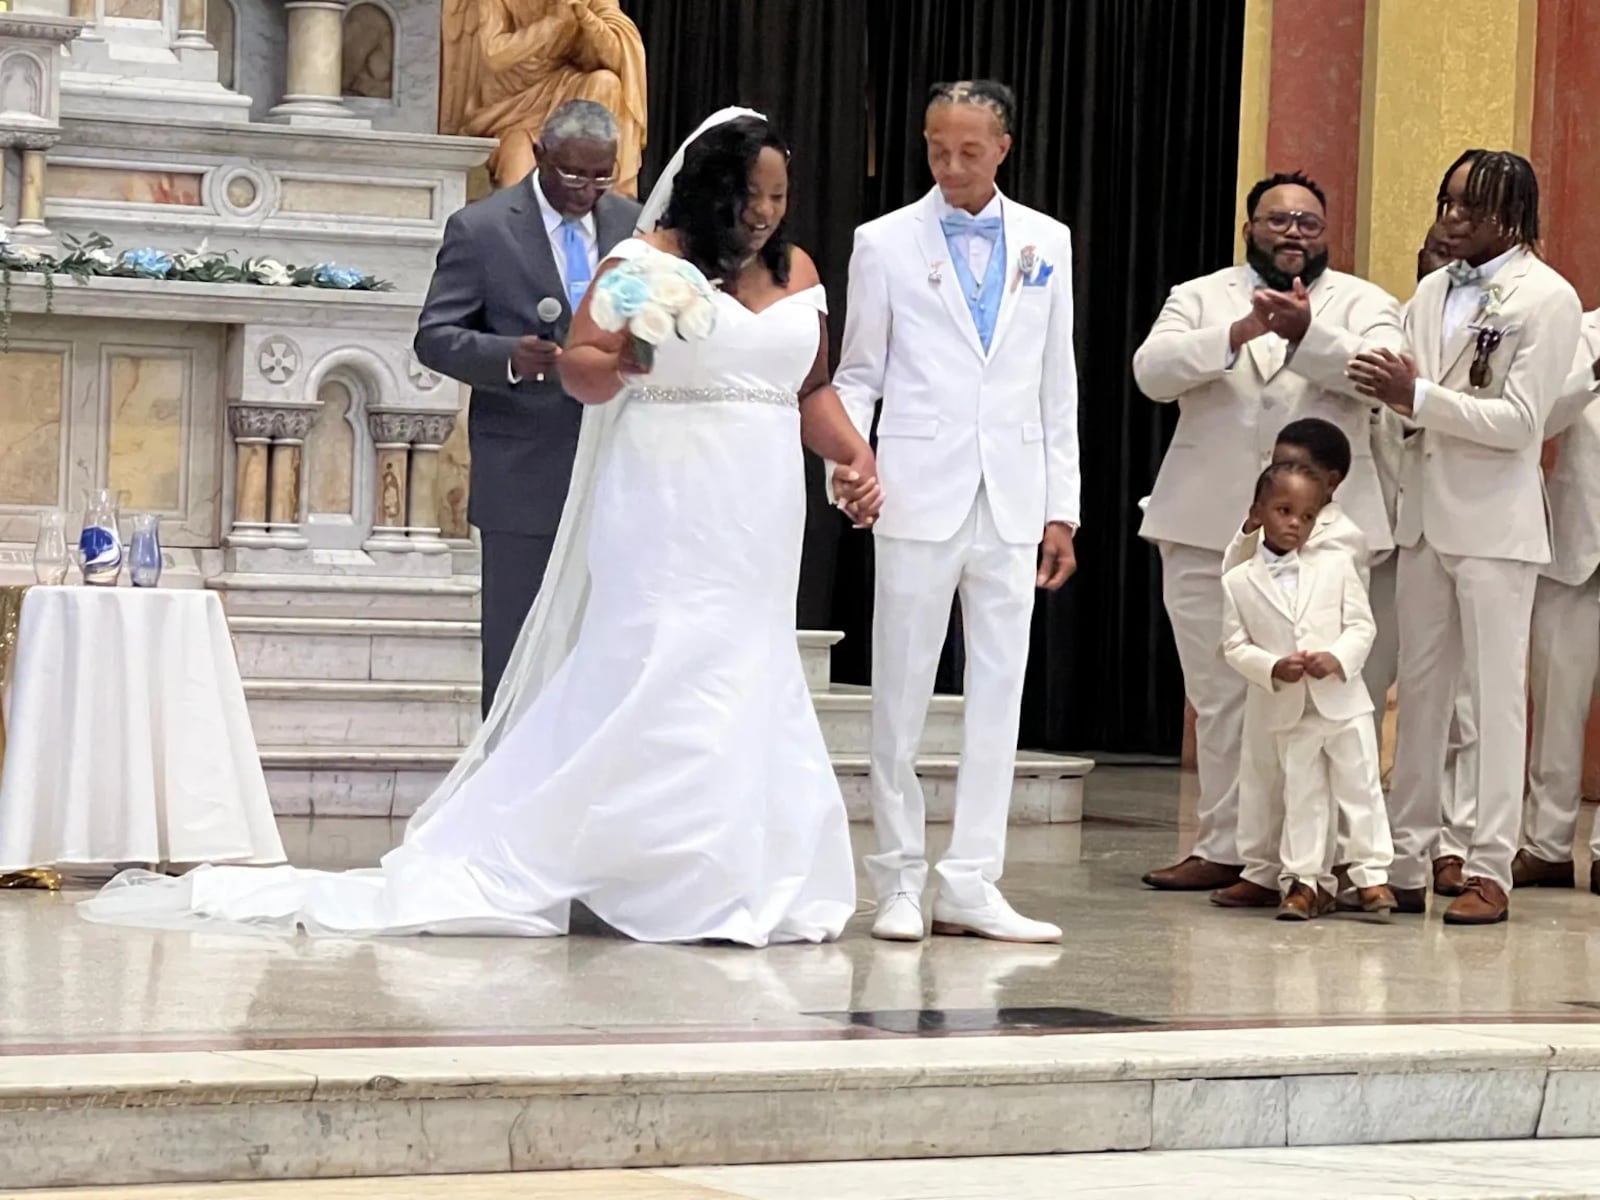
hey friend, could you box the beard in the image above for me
[1246,234,1330,292]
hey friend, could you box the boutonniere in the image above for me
[1015,245,1054,291]
[1477,283,1506,323]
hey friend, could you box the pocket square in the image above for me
[1024,263,1054,288]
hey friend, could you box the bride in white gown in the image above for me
[81,108,886,948]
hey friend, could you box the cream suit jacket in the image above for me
[1540,309,1600,586]
[1135,266,1403,554]
[1221,551,1377,733]
[1395,250,1583,562]
[834,188,1080,545]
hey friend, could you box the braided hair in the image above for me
[925,80,1016,136]
[1436,149,1541,250]
[1253,461,1324,505]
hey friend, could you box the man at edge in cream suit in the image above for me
[1515,309,1600,895]
[833,80,1080,944]
[1351,149,1584,925]
[1135,171,1404,892]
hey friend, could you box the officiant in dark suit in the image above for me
[415,100,642,715]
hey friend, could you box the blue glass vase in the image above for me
[129,513,162,588]
[79,489,123,586]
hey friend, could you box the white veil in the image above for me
[406,106,765,834]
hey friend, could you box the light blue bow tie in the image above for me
[1446,260,1484,288]
[1264,554,1298,576]
[940,213,1003,242]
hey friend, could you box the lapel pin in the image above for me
[928,261,944,286]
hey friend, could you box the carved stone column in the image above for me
[406,414,455,554]
[365,411,414,552]
[0,13,80,246]
[16,148,47,235]
[227,406,275,546]
[267,408,314,547]
[268,0,361,126]
[175,0,208,50]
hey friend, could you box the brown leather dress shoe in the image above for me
[1211,879,1280,908]
[1344,885,1425,914]
[1276,882,1334,921]
[1354,884,1396,913]
[1432,856,1466,897]
[1511,849,1575,889]
[1443,876,1509,925]
[1142,856,1243,891]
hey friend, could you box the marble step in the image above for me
[243,680,962,755]
[210,572,482,621]
[6,1024,1594,1187]
[229,617,845,692]
[257,747,1088,824]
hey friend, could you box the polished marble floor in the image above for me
[4,767,1600,1055]
[19,1139,1600,1199]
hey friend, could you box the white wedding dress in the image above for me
[81,237,857,947]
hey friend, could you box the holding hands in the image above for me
[832,452,884,528]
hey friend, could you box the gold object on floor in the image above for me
[0,868,62,890]
[0,583,30,774]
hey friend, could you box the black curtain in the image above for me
[619,0,1244,757]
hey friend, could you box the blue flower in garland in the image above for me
[311,263,366,289]
[119,247,174,278]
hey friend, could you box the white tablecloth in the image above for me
[0,587,285,870]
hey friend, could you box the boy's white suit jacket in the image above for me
[833,188,1080,545]
[1220,550,1376,734]
[1134,266,1404,554]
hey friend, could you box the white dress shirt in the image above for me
[1413,244,1523,410]
[934,190,1004,283]
[509,176,601,384]
[1258,541,1300,607]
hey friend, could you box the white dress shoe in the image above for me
[871,891,926,941]
[930,894,1062,943]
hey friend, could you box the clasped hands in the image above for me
[1272,651,1345,684]
[1233,277,1312,349]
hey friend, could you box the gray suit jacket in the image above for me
[414,185,641,536]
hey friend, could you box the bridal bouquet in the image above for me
[589,250,719,372]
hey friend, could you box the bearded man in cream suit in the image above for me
[1135,171,1404,893]
[1351,149,1584,925]
[1515,309,1600,895]
[834,80,1080,944]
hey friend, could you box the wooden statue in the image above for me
[440,0,648,196]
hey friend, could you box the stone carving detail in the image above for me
[0,51,45,121]
[368,410,421,444]
[342,2,395,100]
[229,405,280,440]
[258,337,301,384]
[440,0,647,193]
[413,414,456,446]
[406,350,442,391]
[276,408,316,440]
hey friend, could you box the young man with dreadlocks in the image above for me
[1351,149,1584,925]
[833,80,1080,943]
[1135,171,1404,894]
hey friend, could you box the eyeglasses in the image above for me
[1255,210,1327,237]
[549,167,616,191]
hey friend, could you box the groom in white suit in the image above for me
[834,80,1080,944]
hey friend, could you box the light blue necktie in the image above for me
[561,218,592,311]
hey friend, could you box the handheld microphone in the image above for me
[534,296,563,383]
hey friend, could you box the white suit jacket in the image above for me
[1222,500,1372,589]
[1395,250,1583,562]
[834,188,1080,545]
[1540,309,1600,586]
[1221,551,1377,733]
[1135,267,1404,554]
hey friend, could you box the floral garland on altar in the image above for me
[0,232,392,351]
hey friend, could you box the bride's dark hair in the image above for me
[661,115,792,291]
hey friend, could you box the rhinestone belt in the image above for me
[630,385,798,410]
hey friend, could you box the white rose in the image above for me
[589,285,623,332]
[677,296,716,341]
[647,272,695,312]
[630,302,675,346]
[85,248,115,269]
[250,258,293,286]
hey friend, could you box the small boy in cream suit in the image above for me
[1220,463,1396,920]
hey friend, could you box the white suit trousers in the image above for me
[868,488,1036,908]
[1389,541,1538,891]
[1159,542,1247,864]
[1524,573,1600,862]
[1277,712,1393,895]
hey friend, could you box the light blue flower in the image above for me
[600,269,650,318]
[312,264,366,289]
[120,247,174,277]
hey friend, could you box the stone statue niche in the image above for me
[439,0,646,196]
